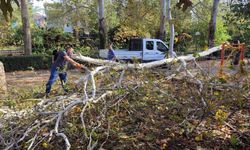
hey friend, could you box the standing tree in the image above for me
[20,0,32,55]
[173,0,192,54]
[167,0,175,57]
[158,0,166,40]
[208,0,220,48]
[98,0,107,49]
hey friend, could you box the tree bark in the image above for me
[21,0,32,55]
[98,0,107,49]
[167,0,175,57]
[0,62,7,97]
[208,0,219,48]
[158,0,166,40]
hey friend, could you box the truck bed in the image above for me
[99,49,142,60]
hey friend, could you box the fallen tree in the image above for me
[1,45,250,149]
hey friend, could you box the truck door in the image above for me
[143,40,158,61]
[156,41,168,60]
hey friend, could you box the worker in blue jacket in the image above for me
[45,47,83,97]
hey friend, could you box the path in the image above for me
[5,70,83,92]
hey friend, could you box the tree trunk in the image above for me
[75,2,81,42]
[158,0,167,40]
[20,0,32,55]
[98,0,107,49]
[0,62,7,97]
[167,0,175,57]
[74,46,221,69]
[208,0,219,48]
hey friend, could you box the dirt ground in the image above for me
[196,59,250,74]
[5,69,83,94]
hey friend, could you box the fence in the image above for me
[0,50,24,56]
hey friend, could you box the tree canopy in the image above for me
[0,0,19,21]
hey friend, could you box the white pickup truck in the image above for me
[99,38,168,61]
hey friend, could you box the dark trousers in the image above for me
[45,66,67,94]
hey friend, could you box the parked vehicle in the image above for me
[99,38,168,61]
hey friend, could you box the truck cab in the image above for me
[99,38,168,61]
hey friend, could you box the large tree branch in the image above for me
[73,46,222,69]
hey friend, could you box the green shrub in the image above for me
[75,46,99,58]
[246,48,250,58]
[0,55,52,72]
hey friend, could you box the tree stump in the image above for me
[0,61,7,97]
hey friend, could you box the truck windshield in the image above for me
[157,41,168,52]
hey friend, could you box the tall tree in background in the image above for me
[98,0,107,49]
[158,0,166,40]
[167,0,175,57]
[20,0,32,55]
[167,0,192,56]
[208,0,219,48]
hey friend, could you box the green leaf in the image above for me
[230,134,238,146]
[0,0,19,21]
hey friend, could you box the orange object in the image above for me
[218,42,246,76]
[221,43,225,67]
[240,44,245,61]
[75,63,83,69]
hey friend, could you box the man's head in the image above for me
[66,47,74,56]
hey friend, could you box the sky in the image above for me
[30,0,61,16]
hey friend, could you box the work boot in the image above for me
[45,93,50,99]
[63,88,69,95]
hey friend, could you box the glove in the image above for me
[75,63,83,69]
[75,63,90,73]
